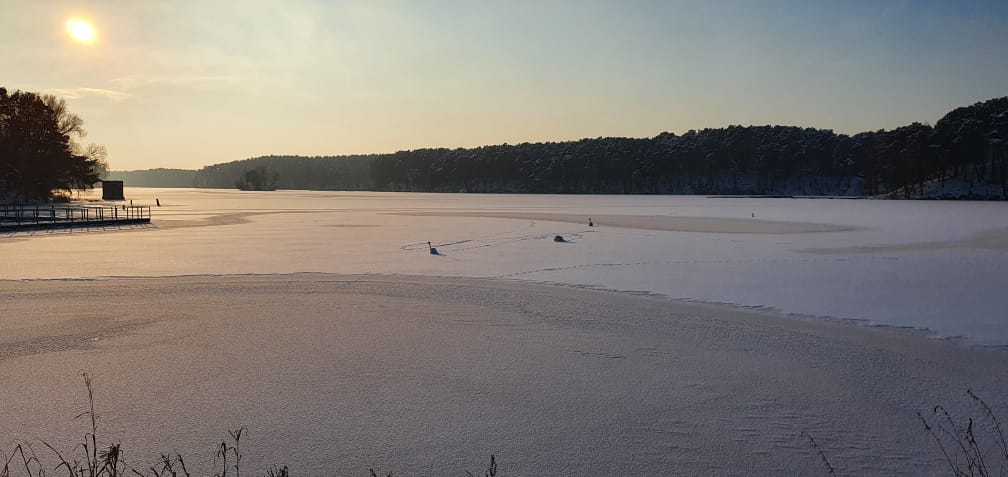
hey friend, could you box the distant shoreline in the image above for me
[100,181,1008,201]
[105,96,1008,201]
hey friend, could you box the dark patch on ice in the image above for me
[562,348,626,359]
[0,318,152,362]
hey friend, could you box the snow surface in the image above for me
[2,275,1006,475]
[2,188,1007,346]
[2,188,1008,475]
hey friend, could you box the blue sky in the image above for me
[3,0,1006,170]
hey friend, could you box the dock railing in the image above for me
[0,203,151,231]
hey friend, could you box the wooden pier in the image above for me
[0,204,151,232]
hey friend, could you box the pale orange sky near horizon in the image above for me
[3,0,1007,171]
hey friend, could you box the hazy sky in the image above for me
[4,0,1007,170]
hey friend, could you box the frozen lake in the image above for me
[4,188,1007,346]
[3,188,1008,475]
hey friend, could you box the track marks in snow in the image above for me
[402,230,586,254]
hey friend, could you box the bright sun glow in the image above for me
[66,19,95,43]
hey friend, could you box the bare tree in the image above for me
[41,94,86,138]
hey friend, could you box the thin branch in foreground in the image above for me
[968,389,1008,463]
[802,432,837,476]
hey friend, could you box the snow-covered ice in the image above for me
[1,188,1007,475]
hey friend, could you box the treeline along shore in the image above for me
[110,97,1008,199]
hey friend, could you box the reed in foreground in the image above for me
[17,375,1004,475]
[917,389,1008,477]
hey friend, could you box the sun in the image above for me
[66,19,96,43]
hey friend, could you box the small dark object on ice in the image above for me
[427,241,439,254]
[588,217,594,227]
[156,198,161,207]
[554,235,566,242]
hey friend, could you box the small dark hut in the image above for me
[101,180,124,200]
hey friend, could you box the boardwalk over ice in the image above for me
[0,203,151,231]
